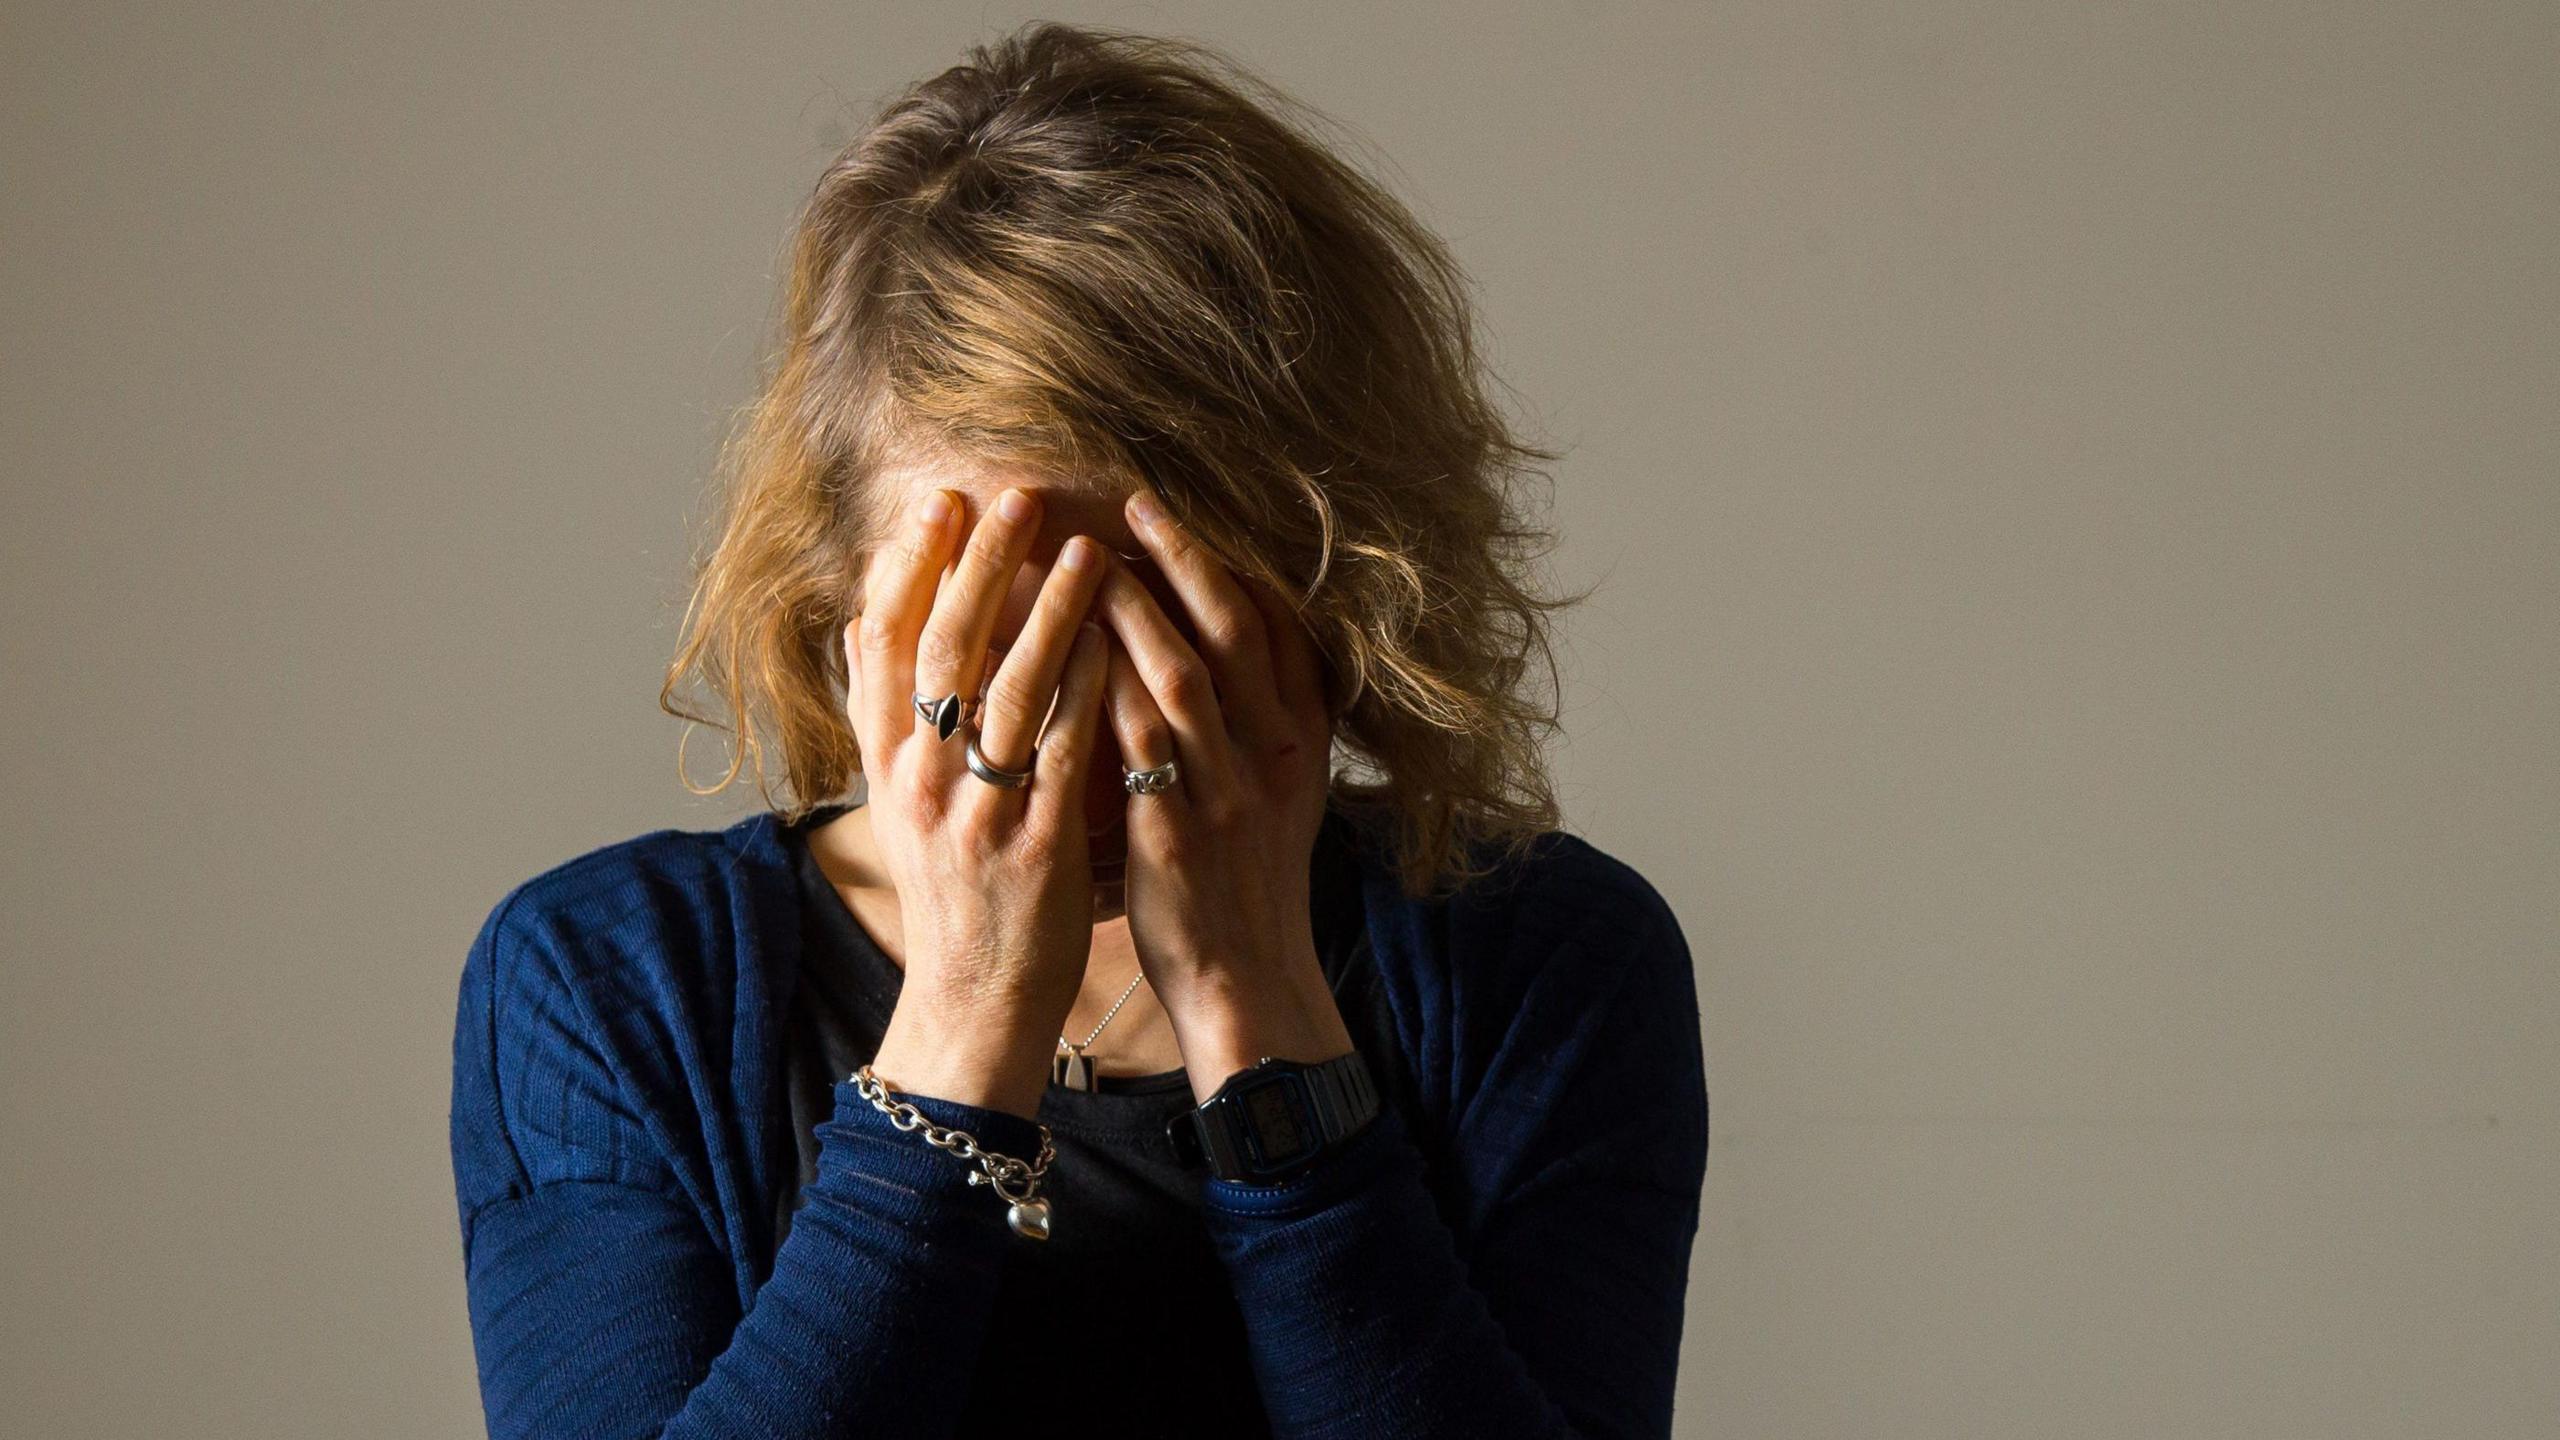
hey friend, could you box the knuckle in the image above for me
[913,628,970,679]
[1154,657,1214,713]
[1122,717,1173,766]
[986,665,1045,724]
[955,795,1013,850]
[893,778,944,829]
[1198,605,1266,657]
[966,517,1019,564]
[1013,801,1064,848]
[893,527,939,571]
[857,611,904,656]
[1035,733,1084,779]
[1031,585,1093,639]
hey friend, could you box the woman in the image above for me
[449,22,1708,1439]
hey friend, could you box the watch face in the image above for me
[1238,1072,1317,1171]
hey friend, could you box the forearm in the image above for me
[692,1086,1038,1432]
[1197,1104,1591,1440]
[465,1084,1046,1440]
[1162,940,1595,1433]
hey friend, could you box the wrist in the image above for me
[1166,970,1357,1106]
[873,995,1055,1120]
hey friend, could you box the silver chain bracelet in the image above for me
[850,1064,1057,1241]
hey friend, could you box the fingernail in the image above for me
[1059,536,1094,572]
[921,490,952,524]
[999,488,1035,522]
[1129,490,1165,528]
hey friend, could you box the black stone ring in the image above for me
[912,691,980,742]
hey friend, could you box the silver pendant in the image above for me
[1007,1196,1052,1241]
[1052,1042,1097,1092]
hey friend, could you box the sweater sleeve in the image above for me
[1196,857,1712,1438]
[449,891,1051,1440]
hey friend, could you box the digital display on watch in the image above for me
[1241,1076,1313,1165]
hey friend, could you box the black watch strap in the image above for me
[1166,1048,1381,1181]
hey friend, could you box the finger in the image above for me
[841,621,896,808]
[1104,636,1186,814]
[972,534,1108,774]
[913,487,1043,746]
[1031,621,1112,830]
[853,489,959,753]
[842,618,866,758]
[1242,573,1327,729]
[1098,564,1237,810]
[1123,490,1287,743]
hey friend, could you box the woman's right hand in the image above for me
[839,484,1113,1121]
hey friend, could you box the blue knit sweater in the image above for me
[449,803,1709,1438]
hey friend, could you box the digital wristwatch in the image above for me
[1165,1048,1381,1184]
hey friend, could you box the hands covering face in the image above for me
[844,482,1357,1101]
[1093,490,1345,1053]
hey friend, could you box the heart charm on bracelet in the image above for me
[1007,1196,1053,1241]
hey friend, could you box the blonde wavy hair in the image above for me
[660,21,1583,897]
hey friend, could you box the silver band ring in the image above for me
[1122,760,1180,796]
[965,730,1037,790]
[913,690,979,742]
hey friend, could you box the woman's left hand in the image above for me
[1096,489,1358,1103]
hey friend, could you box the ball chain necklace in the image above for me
[1051,967,1148,1091]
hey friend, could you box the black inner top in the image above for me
[767,799,1408,1433]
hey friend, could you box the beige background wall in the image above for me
[5,3,2552,1436]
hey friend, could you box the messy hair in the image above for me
[660,21,1580,897]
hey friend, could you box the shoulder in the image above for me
[471,816,767,970]
[1338,813,1708,1212]
[1336,807,1701,1072]
[1340,807,1695,1022]
[1454,828,1687,961]
[1452,830,1698,1069]
[451,813,789,1199]
[463,811,793,1060]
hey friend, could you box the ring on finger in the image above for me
[1122,760,1180,796]
[965,728,1037,790]
[913,690,981,742]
